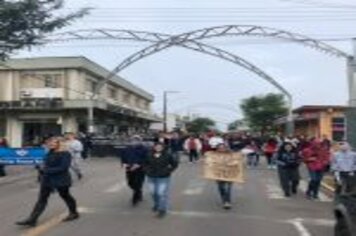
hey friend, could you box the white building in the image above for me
[0,57,158,147]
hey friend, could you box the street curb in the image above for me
[0,172,36,186]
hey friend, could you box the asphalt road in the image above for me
[0,157,335,236]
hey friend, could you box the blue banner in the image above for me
[0,148,46,165]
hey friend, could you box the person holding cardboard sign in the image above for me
[204,143,244,210]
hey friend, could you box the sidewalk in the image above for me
[0,166,37,185]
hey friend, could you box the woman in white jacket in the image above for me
[184,135,202,163]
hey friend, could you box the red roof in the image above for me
[293,105,349,113]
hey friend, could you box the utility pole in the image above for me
[346,38,356,147]
[163,91,180,133]
[286,97,295,136]
[87,105,94,134]
[163,91,167,133]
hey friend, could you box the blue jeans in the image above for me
[147,177,170,212]
[217,181,233,203]
[247,153,259,167]
[307,170,324,198]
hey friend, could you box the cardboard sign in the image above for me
[203,151,245,183]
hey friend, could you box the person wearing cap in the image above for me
[214,143,234,210]
[208,134,225,150]
[331,142,356,195]
[121,135,148,206]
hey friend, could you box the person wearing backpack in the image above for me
[276,142,301,197]
[184,135,202,163]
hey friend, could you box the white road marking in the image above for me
[295,218,335,227]
[183,179,207,196]
[78,206,96,214]
[290,220,312,236]
[265,178,286,200]
[73,207,334,229]
[299,180,332,202]
[104,182,126,193]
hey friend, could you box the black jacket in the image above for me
[144,151,178,178]
[41,151,72,188]
[276,151,301,168]
[121,143,148,167]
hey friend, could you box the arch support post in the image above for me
[286,97,295,136]
[347,39,356,148]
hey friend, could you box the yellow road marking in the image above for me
[21,213,66,236]
[20,207,89,236]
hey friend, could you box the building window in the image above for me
[86,79,98,93]
[43,74,60,88]
[20,72,62,88]
[123,92,131,104]
[135,97,141,107]
[332,117,346,142]
[109,88,117,99]
[144,101,150,110]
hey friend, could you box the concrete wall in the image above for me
[62,113,78,133]
[67,69,86,100]
[6,116,23,147]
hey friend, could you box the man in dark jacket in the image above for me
[168,132,182,162]
[276,142,301,197]
[144,142,178,218]
[121,136,148,206]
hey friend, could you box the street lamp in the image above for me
[163,90,180,133]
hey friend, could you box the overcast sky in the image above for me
[15,0,356,130]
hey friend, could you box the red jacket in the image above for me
[264,143,277,154]
[301,142,330,171]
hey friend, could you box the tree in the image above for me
[228,119,248,131]
[240,93,288,134]
[186,117,216,134]
[0,0,89,60]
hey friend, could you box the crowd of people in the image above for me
[2,129,354,226]
[147,131,356,203]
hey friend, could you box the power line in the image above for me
[72,18,356,23]
[84,14,356,18]
[280,0,356,8]
[63,6,356,10]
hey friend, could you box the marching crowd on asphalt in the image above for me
[0,129,355,227]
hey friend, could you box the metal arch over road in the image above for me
[164,25,351,58]
[45,29,170,43]
[47,25,350,59]
[103,25,351,80]
[46,28,297,134]
[45,29,291,99]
